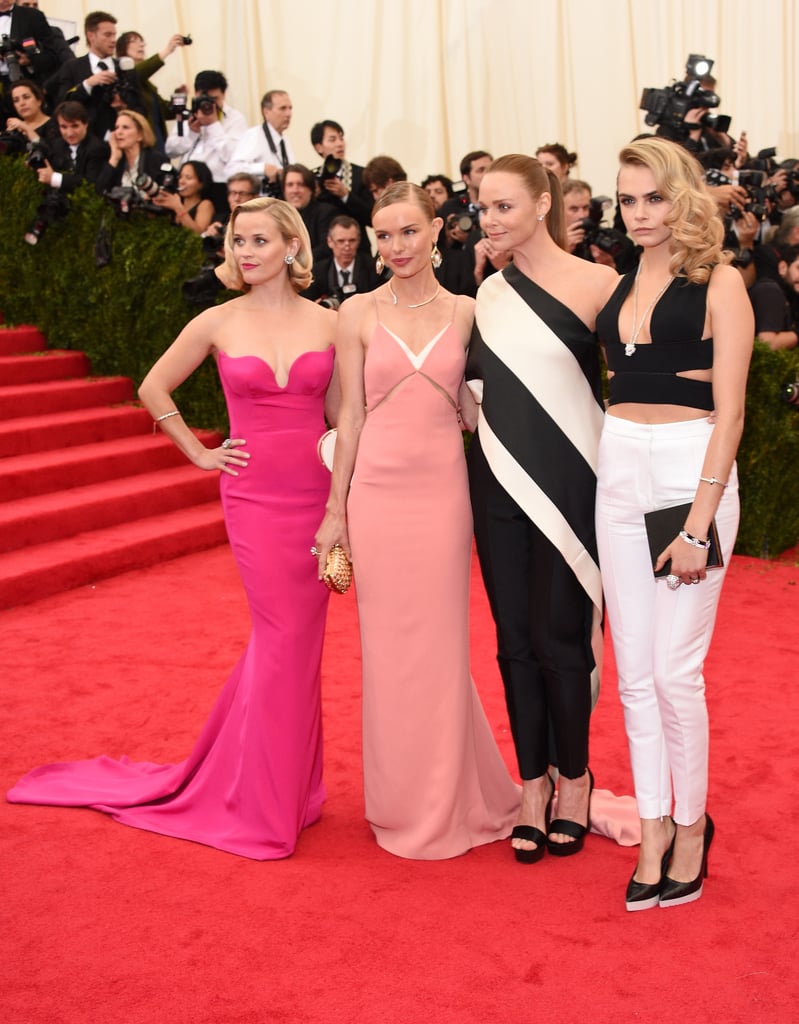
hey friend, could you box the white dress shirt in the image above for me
[165,104,247,183]
[225,122,296,179]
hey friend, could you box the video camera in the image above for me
[640,54,729,141]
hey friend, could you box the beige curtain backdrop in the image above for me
[44,0,798,196]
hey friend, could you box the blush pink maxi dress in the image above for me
[347,307,520,859]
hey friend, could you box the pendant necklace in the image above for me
[387,279,440,309]
[626,263,672,356]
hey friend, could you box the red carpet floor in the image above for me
[1,546,798,1024]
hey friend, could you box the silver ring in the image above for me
[310,546,319,557]
[666,574,681,591]
[691,577,700,584]
[221,438,233,449]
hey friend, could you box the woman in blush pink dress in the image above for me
[314,183,520,860]
[8,198,338,860]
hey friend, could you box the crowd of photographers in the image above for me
[2,11,798,349]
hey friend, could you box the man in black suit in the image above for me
[45,10,120,141]
[35,99,107,192]
[311,119,372,251]
[18,1,77,66]
[304,215,384,306]
[0,0,59,119]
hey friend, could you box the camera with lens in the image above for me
[24,188,70,245]
[135,162,180,199]
[704,164,774,222]
[780,382,799,408]
[24,138,50,172]
[447,181,481,233]
[191,93,218,118]
[180,34,193,46]
[316,155,343,182]
[640,54,725,141]
[0,33,40,84]
[0,127,28,157]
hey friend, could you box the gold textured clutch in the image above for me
[323,544,353,594]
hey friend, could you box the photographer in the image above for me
[0,0,59,102]
[35,99,107,192]
[562,178,593,255]
[310,119,372,247]
[303,215,384,306]
[152,159,214,235]
[94,108,167,195]
[2,78,56,148]
[225,89,294,196]
[115,30,189,151]
[46,11,128,141]
[165,70,246,214]
[700,147,764,286]
[282,162,334,260]
[748,243,799,351]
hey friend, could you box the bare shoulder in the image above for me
[709,262,747,299]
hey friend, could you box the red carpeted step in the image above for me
[0,464,223,553]
[0,501,227,609]
[0,376,133,418]
[0,350,90,384]
[0,324,46,356]
[0,430,223,500]
[0,405,153,457]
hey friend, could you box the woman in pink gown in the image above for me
[314,183,520,859]
[7,198,338,860]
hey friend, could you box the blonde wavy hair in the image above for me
[618,137,731,283]
[223,196,313,293]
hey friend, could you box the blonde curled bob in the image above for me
[223,196,313,293]
[618,137,731,284]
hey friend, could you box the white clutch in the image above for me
[317,428,337,472]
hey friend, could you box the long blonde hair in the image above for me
[618,137,730,283]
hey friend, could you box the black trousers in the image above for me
[468,436,593,781]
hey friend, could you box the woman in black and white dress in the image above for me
[466,154,618,863]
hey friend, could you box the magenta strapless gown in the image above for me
[7,348,335,860]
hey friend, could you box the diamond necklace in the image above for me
[387,279,440,309]
[625,263,673,356]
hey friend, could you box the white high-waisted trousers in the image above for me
[595,415,739,825]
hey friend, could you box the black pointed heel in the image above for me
[546,768,594,858]
[625,823,676,912]
[659,814,715,908]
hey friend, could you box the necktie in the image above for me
[340,270,350,288]
[279,139,288,168]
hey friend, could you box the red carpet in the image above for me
[1,546,797,1024]
[0,325,225,608]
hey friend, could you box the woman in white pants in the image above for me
[595,138,752,910]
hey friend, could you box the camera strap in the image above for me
[262,122,288,168]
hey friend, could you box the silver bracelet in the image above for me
[155,410,181,423]
[699,476,728,487]
[679,529,711,550]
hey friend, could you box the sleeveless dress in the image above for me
[7,347,335,861]
[346,306,520,860]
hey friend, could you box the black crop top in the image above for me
[596,272,714,410]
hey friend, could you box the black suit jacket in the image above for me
[94,146,169,194]
[46,54,119,140]
[304,252,384,303]
[5,6,59,88]
[315,161,373,250]
[49,133,109,192]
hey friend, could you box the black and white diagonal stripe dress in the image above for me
[466,264,604,721]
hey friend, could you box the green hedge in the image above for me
[0,155,229,429]
[1,158,798,556]
[737,341,799,557]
